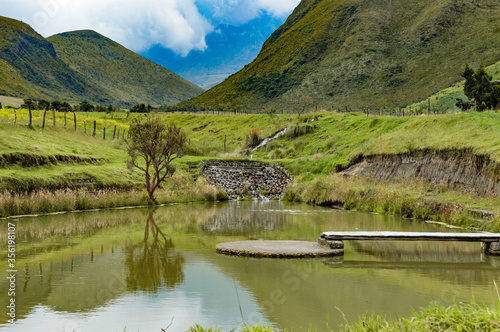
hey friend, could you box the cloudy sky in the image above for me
[2,0,300,56]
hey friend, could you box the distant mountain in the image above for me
[141,16,285,89]
[0,16,203,107]
[182,0,500,112]
[0,16,99,103]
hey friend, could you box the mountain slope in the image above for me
[0,16,103,102]
[183,0,500,111]
[142,16,285,89]
[48,30,204,106]
[0,16,204,107]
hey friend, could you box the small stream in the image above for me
[252,128,287,152]
[0,201,498,331]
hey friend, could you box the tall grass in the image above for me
[284,174,500,232]
[0,178,227,218]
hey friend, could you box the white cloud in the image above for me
[2,0,213,55]
[1,0,300,54]
[195,0,301,25]
[255,0,301,17]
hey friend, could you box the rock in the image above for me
[200,160,292,199]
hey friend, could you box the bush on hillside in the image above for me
[244,128,261,149]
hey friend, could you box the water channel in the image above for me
[0,201,499,331]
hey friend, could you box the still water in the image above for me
[0,201,499,331]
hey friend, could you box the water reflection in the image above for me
[0,201,498,331]
[200,201,291,235]
[124,209,185,292]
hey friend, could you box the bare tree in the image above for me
[126,116,186,203]
[299,96,313,116]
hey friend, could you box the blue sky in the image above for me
[2,0,300,56]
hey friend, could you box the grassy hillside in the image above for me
[0,16,101,102]
[183,0,500,112]
[0,110,140,191]
[48,30,204,107]
[405,60,500,113]
[1,109,499,223]
[0,16,203,107]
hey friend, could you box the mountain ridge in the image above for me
[181,0,500,112]
[0,16,203,107]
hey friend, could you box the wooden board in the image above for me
[321,231,500,242]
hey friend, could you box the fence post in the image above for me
[64,111,67,128]
[103,127,106,140]
[117,129,120,140]
[93,120,96,137]
[427,98,430,115]
[84,121,86,134]
[52,110,56,127]
[42,110,47,129]
[113,125,116,139]
[224,135,226,153]
[73,113,77,131]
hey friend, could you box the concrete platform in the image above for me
[215,240,344,258]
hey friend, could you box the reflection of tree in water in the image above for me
[200,201,291,235]
[124,209,184,292]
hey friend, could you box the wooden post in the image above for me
[64,111,67,128]
[42,110,47,129]
[28,107,32,128]
[103,127,106,140]
[52,110,56,127]
[427,98,430,115]
[117,129,120,139]
[93,120,96,137]
[224,135,226,153]
[73,112,77,131]
[113,125,116,139]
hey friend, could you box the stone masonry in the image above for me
[200,160,292,199]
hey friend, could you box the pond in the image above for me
[0,201,499,331]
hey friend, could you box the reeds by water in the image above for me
[0,178,226,218]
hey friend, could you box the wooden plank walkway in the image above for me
[321,231,500,242]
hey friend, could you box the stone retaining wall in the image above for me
[200,160,292,199]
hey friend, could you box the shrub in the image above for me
[244,128,261,149]
[285,123,316,139]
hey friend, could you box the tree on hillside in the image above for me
[456,62,500,111]
[38,99,50,111]
[60,102,72,113]
[299,96,313,115]
[130,103,153,113]
[79,101,95,112]
[22,98,33,128]
[126,117,186,203]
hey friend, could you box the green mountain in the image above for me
[183,0,500,112]
[48,30,204,106]
[0,16,99,102]
[0,16,203,107]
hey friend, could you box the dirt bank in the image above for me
[342,148,500,196]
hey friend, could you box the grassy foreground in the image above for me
[184,301,500,331]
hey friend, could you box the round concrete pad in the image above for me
[215,240,344,258]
